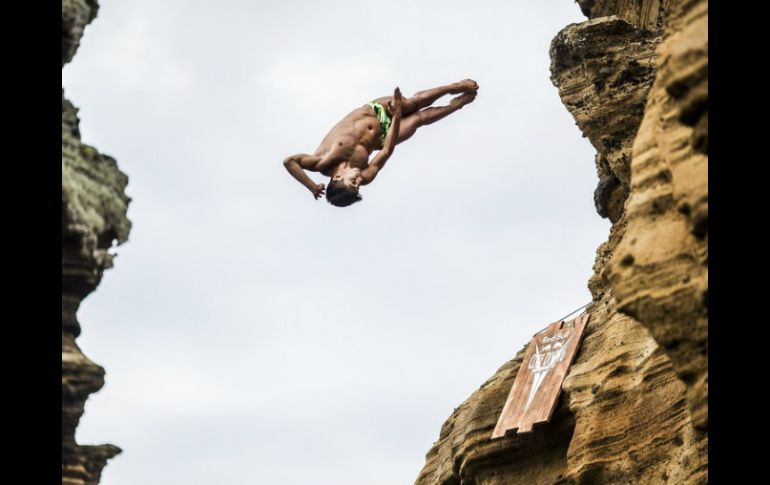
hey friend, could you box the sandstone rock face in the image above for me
[414,1,707,483]
[577,0,667,31]
[415,304,706,485]
[607,0,708,432]
[62,0,99,68]
[62,1,131,483]
[550,16,658,225]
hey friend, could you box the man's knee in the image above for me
[399,97,420,116]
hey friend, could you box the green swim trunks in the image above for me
[368,100,392,146]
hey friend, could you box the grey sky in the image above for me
[63,1,606,484]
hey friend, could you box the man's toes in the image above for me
[459,79,478,93]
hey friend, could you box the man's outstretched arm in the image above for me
[361,88,402,185]
[283,154,325,199]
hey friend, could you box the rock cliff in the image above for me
[62,1,132,483]
[414,1,707,483]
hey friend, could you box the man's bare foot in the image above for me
[454,79,479,94]
[449,92,477,108]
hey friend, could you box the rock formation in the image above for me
[415,1,707,483]
[62,1,131,483]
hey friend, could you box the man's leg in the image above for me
[374,79,478,116]
[396,92,476,143]
[405,79,478,113]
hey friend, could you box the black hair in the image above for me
[326,179,362,207]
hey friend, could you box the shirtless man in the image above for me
[282,79,478,207]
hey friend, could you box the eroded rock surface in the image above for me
[607,0,708,432]
[62,1,131,483]
[62,0,99,67]
[551,16,658,225]
[415,0,707,483]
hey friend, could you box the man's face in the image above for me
[333,166,363,191]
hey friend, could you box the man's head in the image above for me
[326,163,363,207]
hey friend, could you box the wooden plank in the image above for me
[491,313,590,438]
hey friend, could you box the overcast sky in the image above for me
[63,1,606,484]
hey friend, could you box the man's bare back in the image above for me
[283,79,479,207]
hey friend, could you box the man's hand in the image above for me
[388,87,402,119]
[311,183,326,200]
[284,153,329,198]
[382,87,402,152]
[362,87,403,186]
